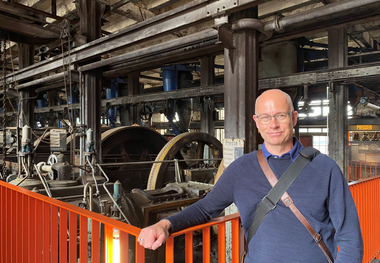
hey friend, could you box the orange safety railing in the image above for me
[349,176,380,263]
[0,180,145,263]
[0,180,243,263]
[165,213,242,263]
[2,176,380,263]
[348,161,379,182]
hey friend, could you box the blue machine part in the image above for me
[36,100,46,108]
[161,65,195,135]
[106,79,120,127]
[166,114,181,135]
[66,87,79,125]
[113,180,122,206]
[56,97,62,128]
[162,66,177,92]
[36,94,48,128]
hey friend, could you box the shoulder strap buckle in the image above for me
[313,233,322,243]
[299,147,320,160]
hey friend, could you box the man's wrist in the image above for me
[160,219,172,232]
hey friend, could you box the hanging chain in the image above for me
[60,19,75,168]
[1,34,7,180]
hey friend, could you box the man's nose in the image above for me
[269,116,280,127]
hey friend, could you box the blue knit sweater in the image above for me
[167,139,363,262]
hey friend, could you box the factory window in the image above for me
[216,108,225,120]
[215,108,225,142]
[298,99,354,155]
[308,128,322,133]
[215,128,225,142]
[298,100,352,118]
[313,135,329,154]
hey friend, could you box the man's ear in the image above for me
[292,111,298,127]
[253,115,261,133]
[253,115,259,127]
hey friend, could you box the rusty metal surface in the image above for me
[224,10,259,153]
[126,181,213,227]
[3,0,263,84]
[101,126,168,191]
[328,28,349,177]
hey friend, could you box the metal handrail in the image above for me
[97,158,223,166]
[1,172,379,262]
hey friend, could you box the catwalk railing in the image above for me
[0,180,145,263]
[1,176,379,263]
[0,180,242,263]
[349,176,380,262]
[348,161,379,182]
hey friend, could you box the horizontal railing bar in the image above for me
[98,158,223,166]
[348,175,380,186]
[169,213,240,238]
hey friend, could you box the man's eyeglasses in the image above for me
[255,112,292,125]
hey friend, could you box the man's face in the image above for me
[253,91,298,151]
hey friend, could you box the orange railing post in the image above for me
[202,227,211,263]
[164,214,242,263]
[218,223,226,263]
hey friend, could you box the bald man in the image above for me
[138,89,363,262]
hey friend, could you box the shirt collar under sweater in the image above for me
[261,137,304,162]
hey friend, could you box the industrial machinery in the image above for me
[147,131,223,189]
[1,124,223,262]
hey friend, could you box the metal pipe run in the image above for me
[97,158,223,167]
[97,164,131,224]
[15,69,77,90]
[264,0,380,33]
[78,29,218,72]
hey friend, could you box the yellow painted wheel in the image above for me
[147,132,223,190]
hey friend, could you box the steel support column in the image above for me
[81,71,102,160]
[77,0,104,163]
[224,9,260,153]
[118,80,129,126]
[200,56,215,136]
[18,43,35,128]
[200,56,216,161]
[223,8,260,262]
[128,72,141,125]
[328,28,348,177]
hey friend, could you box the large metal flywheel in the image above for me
[101,126,168,191]
[147,132,223,190]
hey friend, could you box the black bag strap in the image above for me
[245,147,319,249]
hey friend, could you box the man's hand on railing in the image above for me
[137,219,172,250]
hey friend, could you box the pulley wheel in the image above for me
[147,132,222,190]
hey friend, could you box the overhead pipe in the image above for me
[83,0,380,75]
[78,29,218,72]
[264,0,380,33]
[14,69,78,90]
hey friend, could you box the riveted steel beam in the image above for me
[2,0,263,84]
[258,62,380,90]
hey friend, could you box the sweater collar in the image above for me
[261,137,304,162]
